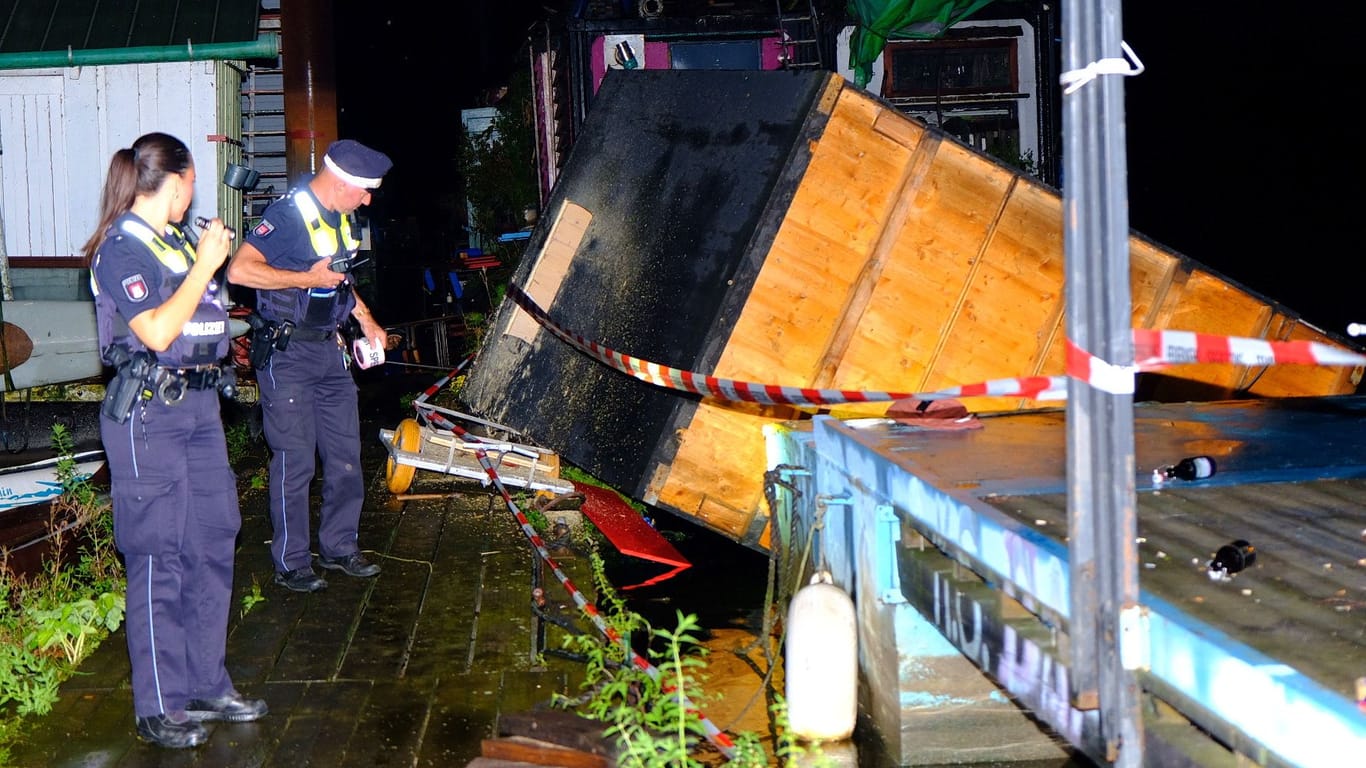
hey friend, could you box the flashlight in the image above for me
[194,216,236,240]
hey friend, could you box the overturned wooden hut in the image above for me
[460,69,1363,552]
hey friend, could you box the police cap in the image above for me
[323,139,392,189]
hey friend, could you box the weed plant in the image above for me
[553,551,829,767]
[224,419,252,464]
[0,425,124,762]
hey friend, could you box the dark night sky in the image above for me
[333,0,541,136]
[1121,5,1362,336]
[332,0,544,240]
[332,3,1363,336]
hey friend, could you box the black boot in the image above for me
[187,692,269,722]
[135,714,207,748]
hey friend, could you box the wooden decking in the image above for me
[7,376,598,767]
[767,395,1366,766]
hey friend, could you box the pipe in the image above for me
[281,0,338,184]
[0,33,280,71]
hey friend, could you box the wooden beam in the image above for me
[480,736,609,768]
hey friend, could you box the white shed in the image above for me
[0,0,275,391]
[1,60,239,298]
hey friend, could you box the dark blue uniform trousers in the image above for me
[258,336,364,572]
[101,388,240,718]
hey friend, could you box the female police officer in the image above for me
[84,132,266,748]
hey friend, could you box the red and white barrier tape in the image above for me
[1069,331,1366,394]
[410,362,737,758]
[509,285,1365,403]
[508,285,1069,403]
[1131,328,1366,369]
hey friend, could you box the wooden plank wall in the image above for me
[652,78,922,548]
[651,78,1363,548]
[1,62,227,260]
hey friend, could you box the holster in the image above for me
[101,347,157,423]
[249,325,275,369]
[246,311,294,369]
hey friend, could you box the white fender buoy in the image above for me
[785,570,857,741]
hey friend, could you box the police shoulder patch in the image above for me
[121,274,149,302]
[253,219,276,237]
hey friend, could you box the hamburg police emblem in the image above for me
[121,274,149,302]
[254,219,275,237]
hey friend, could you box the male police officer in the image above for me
[226,139,391,592]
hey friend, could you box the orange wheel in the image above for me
[385,418,422,494]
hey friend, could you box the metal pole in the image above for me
[0,204,10,300]
[1061,1,1143,765]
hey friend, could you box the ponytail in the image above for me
[81,149,137,262]
[81,132,193,263]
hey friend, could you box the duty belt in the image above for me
[289,326,339,342]
[159,365,225,391]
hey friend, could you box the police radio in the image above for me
[329,217,370,272]
[328,252,369,273]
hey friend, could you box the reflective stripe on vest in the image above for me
[293,189,360,258]
[88,220,194,297]
[118,219,193,273]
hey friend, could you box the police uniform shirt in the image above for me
[246,182,358,331]
[93,215,228,367]
[93,217,191,339]
[246,181,334,270]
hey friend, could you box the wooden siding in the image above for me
[651,79,1363,548]
[1,61,227,263]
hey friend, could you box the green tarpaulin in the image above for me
[847,0,999,88]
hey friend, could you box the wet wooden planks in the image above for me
[988,477,1366,701]
[6,435,589,767]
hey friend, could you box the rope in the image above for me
[1059,40,1145,95]
[721,465,817,733]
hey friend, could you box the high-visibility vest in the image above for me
[90,220,193,300]
[293,189,361,258]
[255,190,358,330]
[90,217,228,366]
